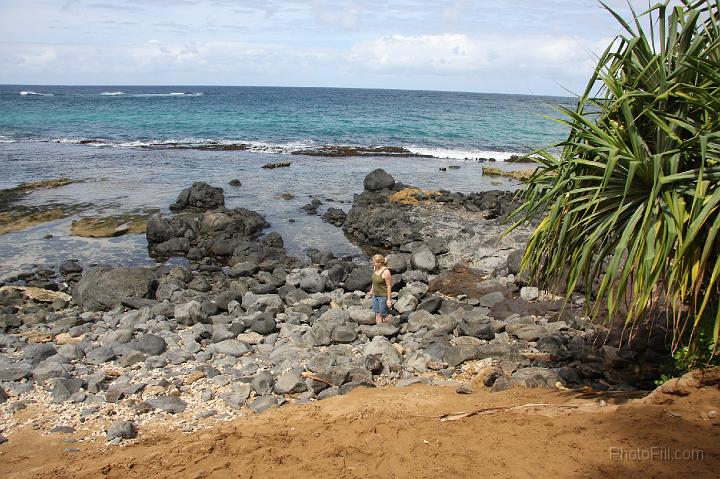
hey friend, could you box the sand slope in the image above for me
[1,382,719,479]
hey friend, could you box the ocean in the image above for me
[0,85,574,278]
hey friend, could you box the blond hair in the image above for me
[372,254,387,266]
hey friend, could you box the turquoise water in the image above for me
[0,85,574,278]
[0,85,573,160]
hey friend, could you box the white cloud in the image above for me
[349,33,607,80]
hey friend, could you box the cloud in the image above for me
[349,33,606,80]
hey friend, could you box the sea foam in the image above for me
[19,91,53,96]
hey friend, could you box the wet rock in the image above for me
[60,260,83,275]
[170,182,224,212]
[322,208,347,227]
[364,169,395,191]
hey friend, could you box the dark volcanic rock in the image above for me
[170,182,224,212]
[363,169,395,191]
[107,421,137,441]
[344,267,372,292]
[73,267,157,311]
[322,207,347,227]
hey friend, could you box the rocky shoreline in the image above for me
[0,170,671,445]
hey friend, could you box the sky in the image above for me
[0,0,661,95]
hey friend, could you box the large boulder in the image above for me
[363,169,396,191]
[73,267,157,311]
[170,182,224,212]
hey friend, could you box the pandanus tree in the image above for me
[508,1,720,366]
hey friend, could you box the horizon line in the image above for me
[0,83,577,99]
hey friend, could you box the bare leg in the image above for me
[375,313,383,324]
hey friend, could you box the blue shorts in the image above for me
[372,296,389,316]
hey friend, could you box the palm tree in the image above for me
[508,0,720,365]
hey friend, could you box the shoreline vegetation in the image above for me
[508,0,720,368]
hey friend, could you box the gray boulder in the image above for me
[221,384,252,409]
[249,396,279,413]
[511,367,562,389]
[147,396,187,414]
[251,371,274,396]
[170,182,225,212]
[174,300,205,326]
[33,361,71,382]
[274,368,307,394]
[385,253,408,273]
[299,270,327,293]
[394,295,417,313]
[52,378,84,403]
[364,169,395,191]
[0,364,33,382]
[212,340,251,357]
[251,312,277,335]
[344,267,372,292]
[73,267,157,311]
[107,421,137,441]
[411,249,437,273]
[137,334,167,356]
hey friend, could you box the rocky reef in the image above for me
[0,171,672,444]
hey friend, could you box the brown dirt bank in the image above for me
[1,383,718,479]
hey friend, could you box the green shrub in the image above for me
[508,1,720,361]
